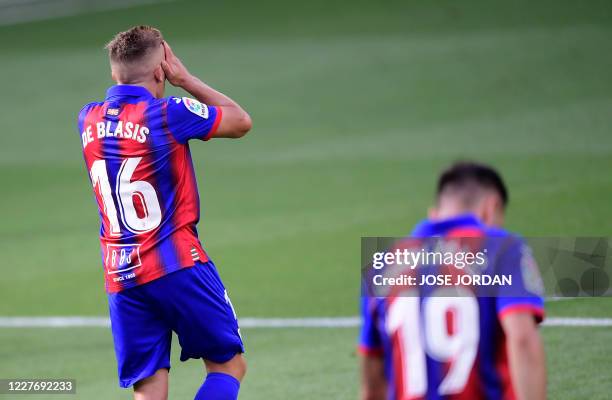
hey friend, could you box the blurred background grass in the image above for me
[1,0,611,317]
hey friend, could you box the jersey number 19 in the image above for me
[386,289,480,398]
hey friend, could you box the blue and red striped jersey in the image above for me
[359,214,544,400]
[77,85,223,293]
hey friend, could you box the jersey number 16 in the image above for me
[90,157,162,235]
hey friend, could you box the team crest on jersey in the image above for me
[182,97,209,119]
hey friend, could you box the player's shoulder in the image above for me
[410,219,434,237]
[164,96,211,119]
[484,226,528,256]
[77,101,106,132]
[78,101,104,118]
[484,225,520,239]
[136,96,169,116]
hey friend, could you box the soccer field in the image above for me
[1,0,611,398]
[0,311,611,399]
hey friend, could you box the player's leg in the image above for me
[152,261,245,400]
[108,287,172,398]
[204,353,247,381]
[133,368,169,400]
[194,354,246,400]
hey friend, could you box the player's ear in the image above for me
[153,64,164,83]
[491,195,505,226]
[481,194,503,227]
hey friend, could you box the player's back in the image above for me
[360,214,544,400]
[77,85,222,293]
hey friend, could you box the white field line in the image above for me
[0,316,611,328]
[546,297,577,302]
[543,317,612,327]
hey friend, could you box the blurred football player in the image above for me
[77,26,252,400]
[360,162,546,400]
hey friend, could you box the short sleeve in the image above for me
[165,96,222,143]
[77,103,95,134]
[359,296,384,356]
[495,237,545,323]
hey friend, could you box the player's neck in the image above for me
[116,80,162,98]
[433,206,475,221]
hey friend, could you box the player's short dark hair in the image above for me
[437,161,509,208]
[105,25,163,63]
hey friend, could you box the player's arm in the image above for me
[501,312,547,400]
[360,354,386,400]
[495,237,547,400]
[161,41,252,138]
[359,295,387,400]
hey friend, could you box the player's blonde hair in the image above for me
[105,25,163,63]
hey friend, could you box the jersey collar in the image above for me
[411,213,483,237]
[106,85,155,100]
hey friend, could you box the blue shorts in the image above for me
[107,261,244,388]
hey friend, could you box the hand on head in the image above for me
[161,41,192,87]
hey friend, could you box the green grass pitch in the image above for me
[1,0,611,398]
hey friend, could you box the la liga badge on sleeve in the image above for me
[182,97,209,119]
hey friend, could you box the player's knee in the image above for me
[231,354,247,381]
[205,354,247,382]
[133,368,169,400]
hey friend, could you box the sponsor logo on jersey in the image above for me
[105,243,143,276]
